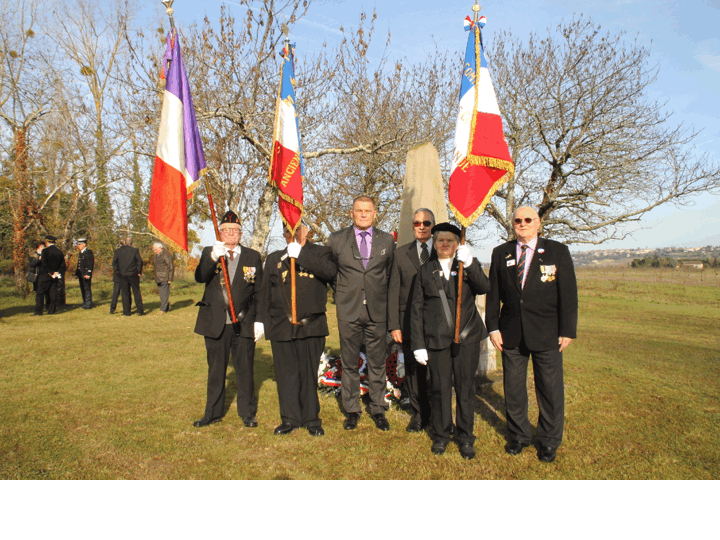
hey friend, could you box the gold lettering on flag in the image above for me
[281,154,300,187]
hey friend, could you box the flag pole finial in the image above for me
[162,0,176,29]
[472,2,481,23]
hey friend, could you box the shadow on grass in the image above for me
[220,348,275,418]
[0,302,87,318]
[474,373,508,439]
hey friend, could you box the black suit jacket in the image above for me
[193,245,263,340]
[327,226,395,323]
[75,249,94,279]
[259,242,336,342]
[37,245,66,283]
[410,257,490,351]
[388,240,436,333]
[486,238,578,351]
[112,245,143,277]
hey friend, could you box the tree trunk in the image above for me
[250,182,276,254]
[12,126,30,292]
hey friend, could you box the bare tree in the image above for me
[483,16,720,244]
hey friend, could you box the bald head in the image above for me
[512,206,540,244]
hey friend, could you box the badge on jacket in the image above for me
[540,265,556,282]
[243,266,256,283]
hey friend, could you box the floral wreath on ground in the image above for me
[318,340,408,405]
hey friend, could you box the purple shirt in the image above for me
[354,226,373,261]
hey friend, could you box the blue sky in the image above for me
[167,0,720,257]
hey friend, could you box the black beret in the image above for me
[220,211,240,225]
[45,234,57,242]
[431,222,461,237]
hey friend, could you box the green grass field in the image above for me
[0,267,718,479]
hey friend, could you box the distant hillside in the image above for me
[571,245,720,268]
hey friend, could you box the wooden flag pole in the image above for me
[454,226,467,345]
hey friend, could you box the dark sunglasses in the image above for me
[514,217,535,224]
[413,220,433,227]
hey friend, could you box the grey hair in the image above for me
[414,208,435,224]
[153,242,164,250]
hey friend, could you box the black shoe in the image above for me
[431,440,448,455]
[537,445,557,463]
[459,443,476,460]
[504,441,529,456]
[372,413,390,431]
[109,310,115,314]
[243,416,258,428]
[308,426,325,437]
[406,420,423,433]
[273,422,297,435]
[137,312,145,316]
[193,416,222,427]
[343,412,360,430]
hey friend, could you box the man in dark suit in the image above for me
[35,235,66,316]
[111,237,144,316]
[75,238,94,309]
[486,206,578,463]
[327,195,395,431]
[411,222,490,459]
[109,239,124,314]
[388,208,435,432]
[260,224,336,437]
[152,242,174,313]
[193,211,264,428]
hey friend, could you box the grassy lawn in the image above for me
[0,267,718,479]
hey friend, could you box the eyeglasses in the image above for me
[220,228,241,235]
[413,220,433,227]
[513,217,536,225]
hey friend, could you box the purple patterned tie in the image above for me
[360,231,369,269]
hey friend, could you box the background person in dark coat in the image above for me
[152,242,174,313]
[192,211,264,428]
[326,195,395,431]
[486,206,578,463]
[111,237,144,316]
[35,235,66,316]
[109,239,124,314]
[75,238,94,309]
[259,224,337,437]
[410,222,490,460]
[388,207,436,433]
[28,241,44,294]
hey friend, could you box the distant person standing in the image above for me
[109,239,124,314]
[112,236,144,316]
[152,242,174,313]
[28,241,44,295]
[486,206,578,463]
[35,235,66,316]
[75,237,94,309]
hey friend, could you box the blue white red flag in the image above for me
[269,42,304,234]
[148,29,207,252]
[448,16,513,228]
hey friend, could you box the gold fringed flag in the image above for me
[448,15,514,228]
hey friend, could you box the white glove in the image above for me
[414,349,428,366]
[211,241,228,262]
[287,241,301,259]
[456,244,473,267]
[253,322,265,342]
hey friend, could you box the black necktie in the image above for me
[517,244,527,288]
[420,242,429,265]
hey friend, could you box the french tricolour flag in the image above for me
[448,16,513,228]
[269,42,304,234]
[148,29,206,252]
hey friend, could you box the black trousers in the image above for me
[110,282,121,312]
[203,324,257,419]
[35,279,59,315]
[338,307,388,416]
[78,277,92,308]
[427,340,480,445]
[400,313,430,425]
[271,336,325,428]
[119,275,144,315]
[502,337,564,448]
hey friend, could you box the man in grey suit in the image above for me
[388,208,435,432]
[327,195,396,431]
